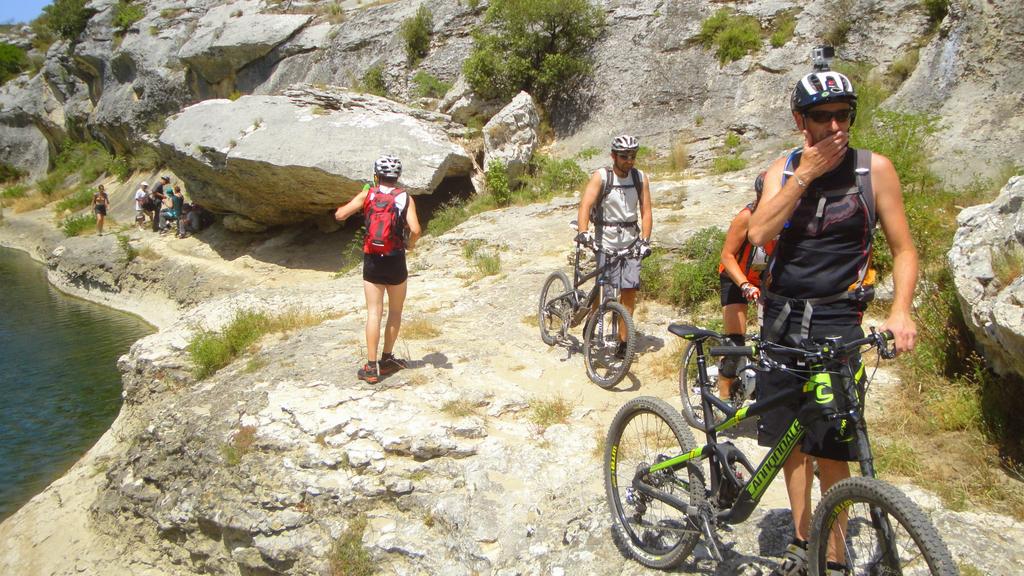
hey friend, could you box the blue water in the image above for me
[0,246,153,521]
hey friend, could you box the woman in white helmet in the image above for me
[335,155,422,384]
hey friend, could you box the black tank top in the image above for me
[767,148,872,303]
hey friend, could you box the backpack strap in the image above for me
[855,148,874,228]
[630,167,643,214]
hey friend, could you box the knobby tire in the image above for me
[678,336,726,432]
[604,396,706,569]
[583,301,635,388]
[538,271,572,346]
[809,476,957,576]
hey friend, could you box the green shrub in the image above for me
[822,0,854,47]
[359,64,387,96]
[29,17,57,53]
[0,161,26,183]
[640,227,724,308]
[463,0,605,104]
[0,42,28,85]
[411,70,451,98]
[922,0,949,29]
[769,10,797,48]
[61,213,95,236]
[2,184,29,199]
[112,0,145,34]
[473,251,502,277]
[712,154,746,174]
[888,48,919,87]
[329,516,374,576]
[41,0,95,43]
[485,160,512,206]
[698,8,761,64]
[401,5,433,65]
[116,233,137,263]
[188,309,337,379]
[54,186,93,213]
[519,154,587,198]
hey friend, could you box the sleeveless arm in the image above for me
[335,190,369,222]
[404,195,422,250]
[873,153,918,354]
[720,210,752,287]
[748,155,798,245]
[576,170,604,232]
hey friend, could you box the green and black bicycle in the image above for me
[603,324,957,574]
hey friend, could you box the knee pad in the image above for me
[717,334,746,378]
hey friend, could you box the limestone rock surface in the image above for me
[157,86,473,225]
[483,91,539,184]
[949,176,1024,378]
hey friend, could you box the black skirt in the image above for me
[362,252,408,285]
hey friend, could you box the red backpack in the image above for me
[363,186,406,255]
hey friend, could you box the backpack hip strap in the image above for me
[763,287,875,341]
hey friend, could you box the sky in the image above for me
[1,0,52,25]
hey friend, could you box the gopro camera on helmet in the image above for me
[811,45,835,71]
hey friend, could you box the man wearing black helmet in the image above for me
[748,61,918,576]
[576,135,653,357]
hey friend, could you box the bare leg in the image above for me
[619,287,637,342]
[96,213,104,235]
[363,281,386,362]
[381,281,408,355]
[817,457,852,564]
[782,447,814,542]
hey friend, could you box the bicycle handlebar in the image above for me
[708,328,895,362]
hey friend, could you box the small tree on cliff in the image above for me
[462,0,605,104]
[41,0,95,44]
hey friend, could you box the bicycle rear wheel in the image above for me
[604,396,706,569]
[678,336,726,432]
[538,271,572,346]
[583,301,635,388]
[809,476,957,576]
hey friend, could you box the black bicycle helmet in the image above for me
[791,71,857,122]
[610,134,640,153]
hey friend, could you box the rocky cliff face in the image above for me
[3,0,1022,209]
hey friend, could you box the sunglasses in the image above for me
[615,152,637,160]
[804,109,854,124]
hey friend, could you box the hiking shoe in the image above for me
[770,540,808,576]
[357,363,379,384]
[378,356,407,376]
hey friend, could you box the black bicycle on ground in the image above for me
[604,325,956,575]
[538,227,638,388]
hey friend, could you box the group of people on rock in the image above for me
[340,52,919,576]
[131,175,210,238]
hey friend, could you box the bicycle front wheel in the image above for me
[809,476,957,576]
[538,271,572,346]
[604,396,706,569]
[583,301,635,388]
[678,336,726,432]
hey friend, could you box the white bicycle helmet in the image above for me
[373,155,402,178]
[610,135,640,153]
[791,71,857,120]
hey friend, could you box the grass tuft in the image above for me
[329,515,374,576]
[528,395,574,433]
[222,425,257,466]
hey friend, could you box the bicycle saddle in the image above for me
[668,324,720,340]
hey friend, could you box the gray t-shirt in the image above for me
[595,168,645,250]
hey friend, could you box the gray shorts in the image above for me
[596,252,641,290]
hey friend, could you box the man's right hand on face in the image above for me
[798,129,849,183]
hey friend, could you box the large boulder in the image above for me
[949,176,1024,378]
[157,85,474,226]
[482,91,539,184]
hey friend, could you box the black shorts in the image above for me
[95,205,107,216]
[363,252,408,285]
[720,275,747,307]
[756,320,864,462]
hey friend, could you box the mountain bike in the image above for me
[674,326,757,432]
[538,228,638,388]
[603,325,957,574]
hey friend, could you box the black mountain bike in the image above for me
[676,328,757,432]
[604,325,957,575]
[538,229,638,388]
